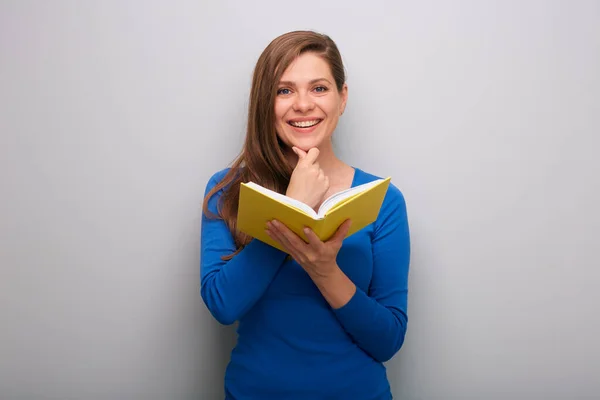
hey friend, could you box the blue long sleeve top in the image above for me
[200,167,411,400]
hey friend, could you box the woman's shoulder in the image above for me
[203,167,238,214]
[205,167,232,191]
[203,167,239,207]
[353,167,406,206]
[353,167,409,235]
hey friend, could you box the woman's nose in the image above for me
[292,92,315,113]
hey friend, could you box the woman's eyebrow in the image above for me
[278,78,332,86]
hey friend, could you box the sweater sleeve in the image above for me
[332,184,411,362]
[200,170,288,325]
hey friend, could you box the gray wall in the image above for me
[1,1,599,399]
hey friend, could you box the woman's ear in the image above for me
[340,83,348,115]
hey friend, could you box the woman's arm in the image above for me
[200,171,288,325]
[266,184,411,362]
[330,185,411,362]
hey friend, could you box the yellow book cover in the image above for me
[237,177,391,253]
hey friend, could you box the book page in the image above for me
[317,179,384,218]
[244,182,319,219]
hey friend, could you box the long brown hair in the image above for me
[202,30,347,260]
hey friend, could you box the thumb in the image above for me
[329,219,352,245]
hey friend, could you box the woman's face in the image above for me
[274,52,347,153]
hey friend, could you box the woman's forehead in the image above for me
[279,53,333,83]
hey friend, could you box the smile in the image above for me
[288,119,322,128]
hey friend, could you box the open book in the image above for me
[237,177,391,253]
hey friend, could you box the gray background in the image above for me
[1,1,599,399]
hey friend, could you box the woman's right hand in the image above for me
[285,147,330,210]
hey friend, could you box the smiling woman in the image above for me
[274,55,347,155]
[200,31,411,400]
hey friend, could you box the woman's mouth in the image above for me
[288,119,322,128]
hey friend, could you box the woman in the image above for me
[201,30,411,399]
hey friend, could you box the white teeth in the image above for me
[289,119,320,128]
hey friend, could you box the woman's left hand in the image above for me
[265,219,352,279]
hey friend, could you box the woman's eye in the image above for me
[314,86,328,93]
[277,88,291,95]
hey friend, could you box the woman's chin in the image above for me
[288,137,330,152]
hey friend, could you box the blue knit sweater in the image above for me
[200,167,410,400]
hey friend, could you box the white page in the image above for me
[316,179,384,218]
[245,182,319,219]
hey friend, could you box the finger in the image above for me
[272,220,309,252]
[329,219,352,245]
[273,226,302,259]
[268,226,286,247]
[317,168,325,181]
[267,223,294,252]
[302,147,320,164]
[292,146,306,159]
[303,227,325,249]
[265,222,278,242]
[265,227,276,241]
